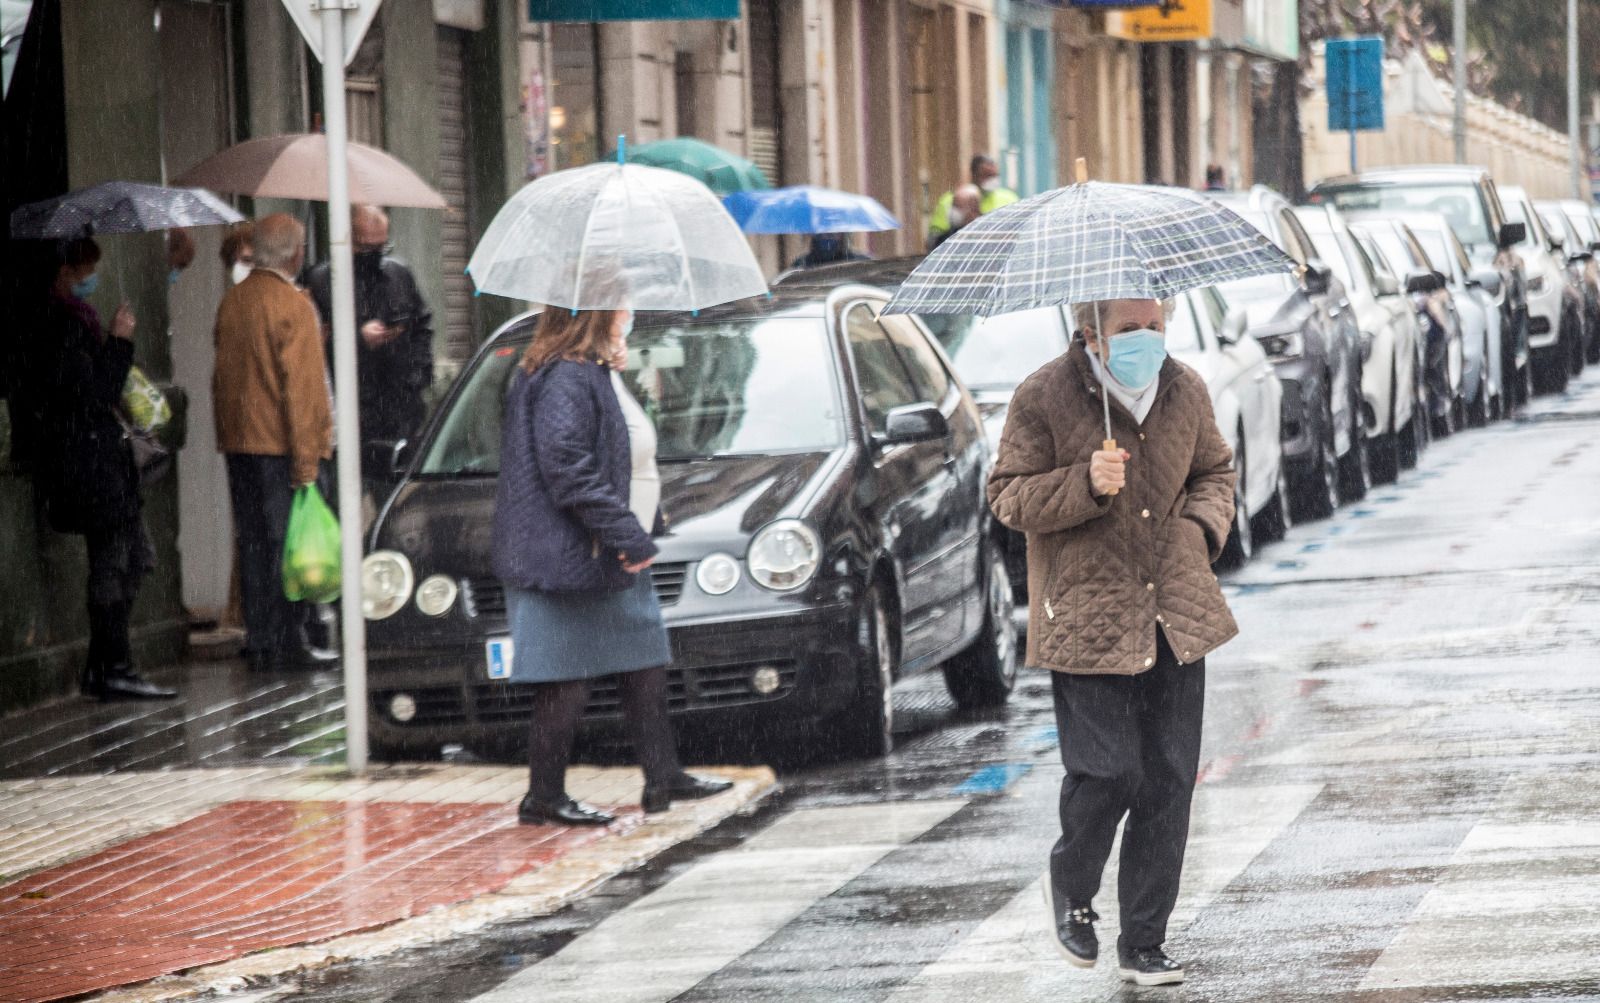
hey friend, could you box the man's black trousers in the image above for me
[226,454,310,658]
[1048,629,1205,950]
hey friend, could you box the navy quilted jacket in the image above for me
[492,358,657,593]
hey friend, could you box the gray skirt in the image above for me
[505,572,671,683]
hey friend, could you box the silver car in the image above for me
[1399,214,1506,427]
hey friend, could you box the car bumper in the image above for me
[1526,285,1563,348]
[366,601,863,752]
[1272,361,1317,463]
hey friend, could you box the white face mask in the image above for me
[231,261,253,285]
[947,208,969,228]
[979,177,1000,193]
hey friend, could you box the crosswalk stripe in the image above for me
[467,799,965,1003]
[886,783,1323,999]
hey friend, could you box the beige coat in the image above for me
[213,269,332,486]
[987,343,1238,674]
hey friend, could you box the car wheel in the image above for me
[1253,457,1293,544]
[1370,370,1401,485]
[1467,357,1490,428]
[1337,407,1370,503]
[1219,435,1254,568]
[1431,394,1457,439]
[1293,403,1339,522]
[834,584,896,758]
[942,551,1018,709]
[1397,411,1421,470]
[1533,347,1569,395]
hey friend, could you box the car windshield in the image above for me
[921,307,1068,392]
[419,316,845,475]
[1365,226,1421,276]
[1319,183,1491,254]
[1501,199,1545,251]
[1163,295,1204,354]
[1218,210,1296,301]
[1302,228,1355,288]
[1411,229,1454,280]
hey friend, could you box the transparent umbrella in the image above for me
[467,161,768,312]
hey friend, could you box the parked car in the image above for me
[1209,187,1366,520]
[1292,204,1424,482]
[1347,217,1465,437]
[1309,166,1532,409]
[359,286,1018,761]
[1165,285,1289,565]
[1391,213,1504,427]
[1537,200,1600,365]
[1496,185,1583,393]
[775,257,1068,597]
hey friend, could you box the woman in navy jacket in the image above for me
[493,306,729,826]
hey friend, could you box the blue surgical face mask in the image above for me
[168,267,183,286]
[1104,328,1167,390]
[71,272,99,299]
[618,312,634,340]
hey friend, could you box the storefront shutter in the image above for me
[437,25,474,365]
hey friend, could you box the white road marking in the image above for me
[469,799,965,1003]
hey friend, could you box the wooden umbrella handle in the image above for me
[1102,438,1119,496]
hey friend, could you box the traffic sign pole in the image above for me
[317,0,368,775]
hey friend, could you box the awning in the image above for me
[528,0,738,21]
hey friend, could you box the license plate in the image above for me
[485,637,514,680]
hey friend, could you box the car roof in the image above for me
[1313,165,1494,188]
[772,255,925,293]
[1347,208,1449,233]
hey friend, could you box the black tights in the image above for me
[527,665,683,804]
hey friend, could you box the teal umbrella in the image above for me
[622,137,771,197]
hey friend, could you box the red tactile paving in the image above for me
[0,800,636,1003]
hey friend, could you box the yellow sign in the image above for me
[1105,0,1213,42]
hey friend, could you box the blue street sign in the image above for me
[528,0,739,20]
[1326,37,1385,132]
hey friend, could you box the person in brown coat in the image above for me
[988,296,1238,987]
[213,213,333,672]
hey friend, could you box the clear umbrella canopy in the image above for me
[9,181,244,239]
[467,162,768,312]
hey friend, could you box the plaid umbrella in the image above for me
[883,181,1295,318]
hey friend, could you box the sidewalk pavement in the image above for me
[0,661,778,1003]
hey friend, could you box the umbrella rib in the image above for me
[651,178,699,309]
[569,171,609,310]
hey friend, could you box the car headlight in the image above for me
[1258,329,1305,360]
[415,574,458,616]
[695,553,742,596]
[362,551,414,620]
[1528,275,1547,294]
[747,520,820,592]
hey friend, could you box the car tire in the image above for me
[833,584,896,759]
[1431,395,1457,439]
[942,551,1018,709]
[1533,346,1568,395]
[1370,370,1401,485]
[1292,401,1339,522]
[1337,406,1370,504]
[1467,355,1490,428]
[1253,458,1293,544]
[1219,433,1254,568]
[1397,410,1421,470]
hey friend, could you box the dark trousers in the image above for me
[83,514,154,672]
[526,666,683,803]
[225,453,310,657]
[1049,630,1205,949]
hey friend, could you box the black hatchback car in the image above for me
[359,285,1017,761]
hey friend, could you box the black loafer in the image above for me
[1117,942,1185,986]
[641,773,734,814]
[91,665,177,701]
[518,794,615,827]
[1042,875,1098,967]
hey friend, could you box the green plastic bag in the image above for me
[121,366,172,433]
[282,485,341,603]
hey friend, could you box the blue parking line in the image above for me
[952,763,1033,796]
[1300,541,1325,553]
[1028,725,1059,749]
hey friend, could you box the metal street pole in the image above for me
[1453,0,1467,163]
[318,0,369,775]
[1569,0,1583,198]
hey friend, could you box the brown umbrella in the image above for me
[173,133,448,210]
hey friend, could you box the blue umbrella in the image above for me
[723,185,900,235]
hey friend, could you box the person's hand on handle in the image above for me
[620,552,656,575]
[110,303,136,342]
[1089,448,1130,497]
[360,319,392,349]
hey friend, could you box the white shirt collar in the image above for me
[1087,348,1160,425]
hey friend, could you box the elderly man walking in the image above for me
[988,297,1238,986]
[214,213,334,672]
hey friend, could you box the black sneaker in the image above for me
[1117,942,1185,986]
[1041,874,1097,967]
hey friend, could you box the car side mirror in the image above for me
[1548,233,1566,252]
[362,438,411,480]
[1301,260,1332,296]
[1569,249,1595,264]
[1467,267,1503,297]
[1373,272,1400,297]
[878,404,948,446]
[1405,270,1443,294]
[1497,221,1527,249]
[1589,240,1600,254]
[1218,307,1248,345]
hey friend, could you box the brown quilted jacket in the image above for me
[988,343,1239,675]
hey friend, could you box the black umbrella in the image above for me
[9,181,243,239]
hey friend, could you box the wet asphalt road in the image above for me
[114,371,1600,1001]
